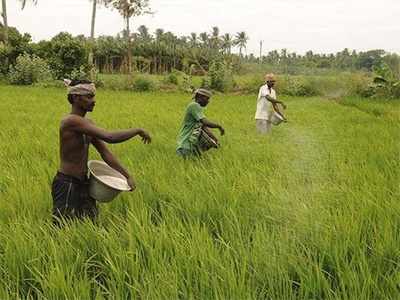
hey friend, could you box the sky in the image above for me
[4,0,400,55]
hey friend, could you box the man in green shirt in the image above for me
[176,89,225,158]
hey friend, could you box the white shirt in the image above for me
[255,84,276,120]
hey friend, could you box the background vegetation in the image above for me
[0,25,399,98]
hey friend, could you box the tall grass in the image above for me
[0,86,399,299]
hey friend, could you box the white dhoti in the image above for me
[256,119,272,134]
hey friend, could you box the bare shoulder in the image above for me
[60,115,88,128]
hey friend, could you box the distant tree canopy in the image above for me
[0,26,399,79]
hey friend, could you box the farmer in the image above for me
[176,88,225,158]
[255,73,287,134]
[52,79,151,224]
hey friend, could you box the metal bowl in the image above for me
[270,112,285,126]
[87,160,131,203]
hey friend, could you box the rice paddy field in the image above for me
[0,85,399,299]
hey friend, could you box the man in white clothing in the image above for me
[255,73,287,134]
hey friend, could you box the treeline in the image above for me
[1,25,399,80]
[255,49,400,76]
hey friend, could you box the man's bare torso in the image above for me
[59,115,93,179]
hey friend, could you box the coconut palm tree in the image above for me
[1,0,36,44]
[20,0,37,9]
[1,0,8,43]
[107,0,152,73]
[234,31,249,57]
[137,24,151,41]
[89,1,109,67]
[199,32,209,48]
[155,28,164,41]
[210,26,220,50]
[188,32,197,48]
[221,33,233,55]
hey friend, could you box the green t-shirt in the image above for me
[177,102,205,150]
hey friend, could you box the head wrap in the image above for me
[194,88,212,98]
[265,73,276,82]
[64,79,96,96]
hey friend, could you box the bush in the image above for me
[370,63,400,99]
[236,75,264,93]
[70,66,104,88]
[47,32,89,79]
[132,75,157,92]
[279,76,319,96]
[8,53,53,85]
[200,77,211,89]
[344,73,374,97]
[0,27,32,75]
[209,58,235,92]
[179,73,194,93]
[163,72,179,85]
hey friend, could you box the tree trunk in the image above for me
[126,16,132,74]
[1,0,8,44]
[90,0,96,40]
[88,0,97,80]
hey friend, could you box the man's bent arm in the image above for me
[201,118,225,135]
[201,118,221,129]
[202,126,218,142]
[92,138,136,189]
[265,95,286,106]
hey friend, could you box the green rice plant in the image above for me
[0,86,398,299]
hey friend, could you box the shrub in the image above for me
[70,66,104,88]
[279,76,319,96]
[236,75,264,93]
[47,32,89,79]
[344,73,374,97]
[209,58,235,92]
[0,27,32,75]
[180,73,194,93]
[8,53,53,85]
[370,63,400,99]
[200,77,211,89]
[163,72,179,85]
[132,75,157,92]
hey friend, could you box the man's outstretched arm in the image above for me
[65,115,151,144]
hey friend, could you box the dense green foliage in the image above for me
[0,86,399,299]
[1,26,399,77]
[91,72,375,99]
[131,74,157,91]
[0,26,399,98]
[8,53,52,85]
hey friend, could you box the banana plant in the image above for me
[372,63,400,98]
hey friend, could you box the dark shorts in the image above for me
[51,172,98,224]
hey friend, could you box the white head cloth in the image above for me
[64,79,96,96]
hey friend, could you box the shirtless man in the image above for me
[51,80,151,224]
